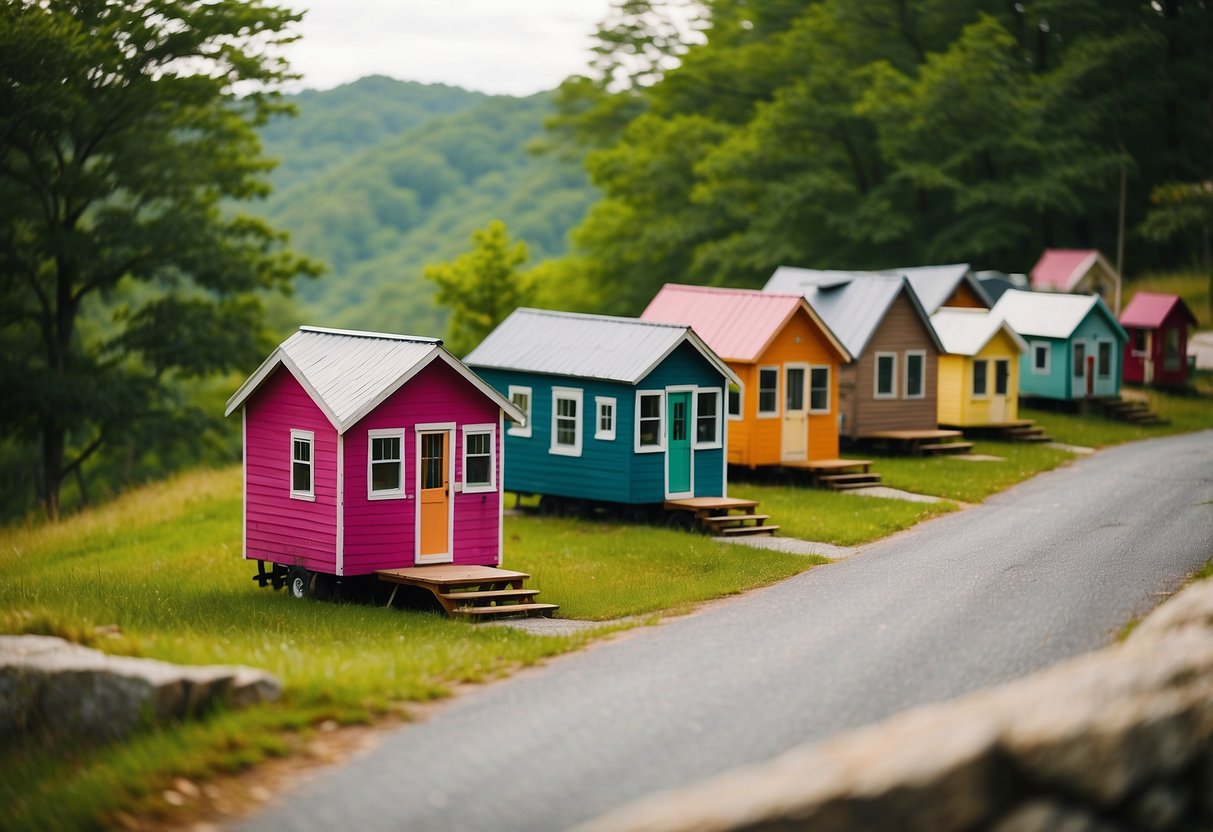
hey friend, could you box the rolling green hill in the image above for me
[255,78,597,336]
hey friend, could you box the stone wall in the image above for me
[0,635,281,742]
[578,580,1213,832]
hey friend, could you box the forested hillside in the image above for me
[256,79,597,335]
[545,0,1213,316]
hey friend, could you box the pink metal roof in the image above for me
[641,284,844,363]
[1119,292,1196,329]
[1031,249,1098,291]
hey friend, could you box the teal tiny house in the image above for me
[464,309,740,507]
[992,290,1127,401]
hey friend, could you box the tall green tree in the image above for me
[0,0,320,518]
[425,220,533,356]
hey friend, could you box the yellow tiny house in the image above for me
[931,308,1027,427]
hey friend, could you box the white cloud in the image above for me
[280,0,614,95]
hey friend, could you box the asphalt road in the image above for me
[237,431,1213,832]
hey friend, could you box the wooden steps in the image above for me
[918,441,975,455]
[782,458,883,491]
[858,429,972,456]
[375,565,558,619]
[1001,421,1052,442]
[1098,396,1169,425]
[664,497,778,537]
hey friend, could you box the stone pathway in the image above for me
[722,535,859,560]
[846,485,946,504]
[1048,442,1095,455]
[950,453,1004,462]
[488,617,624,637]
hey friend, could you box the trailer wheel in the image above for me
[287,567,311,600]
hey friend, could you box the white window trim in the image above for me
[903,351,926,400]
[873,352,898,400]
[1031,341,1052,375]
[693,388,722,450]
[757,365,780,418]
[808,365,831,414]
[507,385,532,437]
[461,423,497,494]
[635,390,665,453]
[550,387,583,457]
[595,396,617,441]
[727,381,744,421]
[972,358,990,399]
[366,428,407,500]
[290,429,315,502]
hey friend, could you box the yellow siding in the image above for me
[938,330,1023,426]
[936,355,965,425]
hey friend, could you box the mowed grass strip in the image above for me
[506,516,821,619]
[0,466,822,829]
[1024,378,1213,448]
[872,441,1075,503]
[724,484,955,546]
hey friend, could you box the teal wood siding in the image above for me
[476,341,727,505]
[1069,310,1124,399]
[1019,338,1068,399]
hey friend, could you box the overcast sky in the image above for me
[281,0,616,96]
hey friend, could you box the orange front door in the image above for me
[418,430,450,562]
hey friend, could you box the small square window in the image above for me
[595,397,616,441]
[636,391,663,451]
[507,386,531,437]
[904,352,925,399]
[874,353,897,399]
[550,388,583,457]
[695,389,720,447]
[757,367,779,417]
[462,426,496,492]
[809,367,830,413]
[1032,342,1051,375]
[368,430,405,498]
[290,430,314,501]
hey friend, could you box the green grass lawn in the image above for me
[724,483,955,545]
[1024,380,1213,448]
[0,466,819,830]
[872,441,1076,503]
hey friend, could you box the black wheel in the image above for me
[287,567,311,600]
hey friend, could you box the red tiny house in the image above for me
[227,327,523,600]
[1119,293,1196,388]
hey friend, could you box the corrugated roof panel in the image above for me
[992,289,1101,339]
[892,264,982,314]
[765,268,908,357]
[463,308,693,384]
[640,285,803,362]
[930,308,1025,356]
[1119,292,1194,329]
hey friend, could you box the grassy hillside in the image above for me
[255,79,597,336]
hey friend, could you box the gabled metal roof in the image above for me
[1030,249,1118,293]
[1119,292,1197,330]
[639,284,850,363]
[892,263,992,314]
[992,290,1128,341]
[930,308,1027,357]
[463,308,739,386]
[764,268,943,357]
[225,326,523,431]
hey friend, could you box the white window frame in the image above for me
[693,388,722,449]
[727,381,744,421]
[550,387,583,457]
[507,385,532,438]
[635,390,665,453]
[290,429,315,502]
[757,365,780,418]
[873,352,898,399]
[808,365,831,414]
[972,359,990,399]
[461,424,497,493]
[366,428,406,500]
[595,396,617,441]
[903,351,926,400]
[1031,341,1051,375]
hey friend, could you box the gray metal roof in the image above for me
[930,308,1027,356]
[991,290,1127,341]
[463,308,739,385]
[225,326,522,430]
[892,264,991,314]
[765,268,942,357]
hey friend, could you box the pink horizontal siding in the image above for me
[245,368,337,572]
[342,360,503,575]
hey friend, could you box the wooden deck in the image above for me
[858,429,974,456]
[941,420,1053,443]
[375,565,558,619]
[781,458,883,490]
[664,497,778,537]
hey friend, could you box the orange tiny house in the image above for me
[641,284,850,467]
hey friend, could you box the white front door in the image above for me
[781,365,808,462]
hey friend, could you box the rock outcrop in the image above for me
[0,635,281,742]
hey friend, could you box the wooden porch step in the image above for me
[441,588,539,601]
[819,472,882,484]
[453,602,560,618]
[830,481,880,490]
[701,513,771,525]
[721,524,779,537]
[919,441,975,454]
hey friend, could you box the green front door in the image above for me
[667,391,692,496]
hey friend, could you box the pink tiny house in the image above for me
[225,326,525,600]
[1119,292,1198,387]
